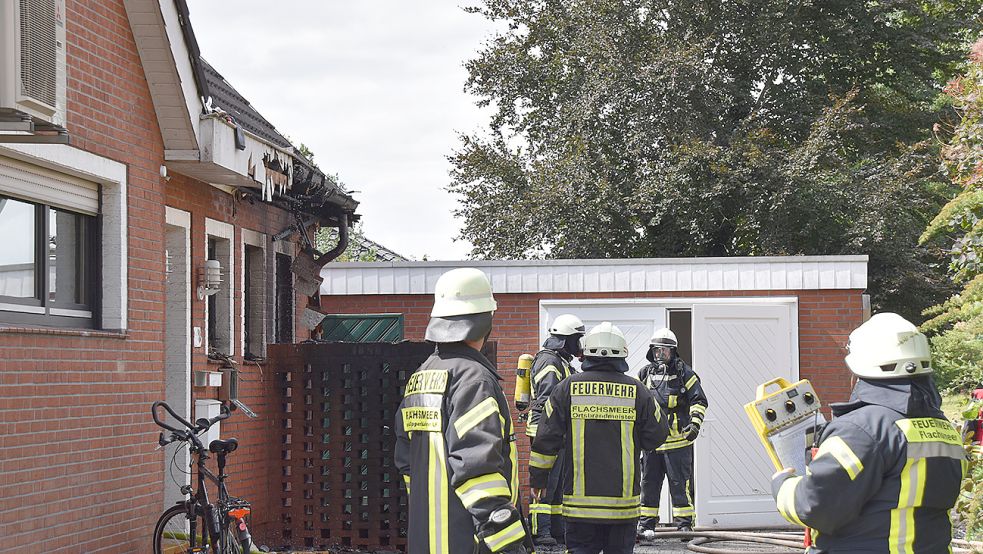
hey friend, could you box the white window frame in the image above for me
[241,228,267,359]
[204,218,234,356]
[0,143,126,330]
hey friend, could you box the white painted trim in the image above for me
[0,143,128,330]
[204,219,235,355]
[321,257,868,295]
[49,308,93,318]
[240,229,267,357]
[273,239,295,256]
[242,228,266,248]
[205,218,234,240]
[165,206,191,228]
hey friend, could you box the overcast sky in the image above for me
[187,1,500,260]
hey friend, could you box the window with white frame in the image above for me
[0,155,103,327]
[242,229,267,359]
[205,219,233,356]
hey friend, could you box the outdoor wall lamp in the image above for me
[197,259,223,300]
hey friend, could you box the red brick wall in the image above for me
[0,2,308,551]
[319,288,865,496]
[0,2,166,552]
[163,173,313,542]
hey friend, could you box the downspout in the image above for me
[314,213,349,267]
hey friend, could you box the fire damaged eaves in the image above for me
[170,0,358,226]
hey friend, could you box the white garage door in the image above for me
[541,299,797,529]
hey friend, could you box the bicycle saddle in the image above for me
[208,437,239,454]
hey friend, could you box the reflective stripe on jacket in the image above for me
[527,349,573,438]
[638,359,708,451]
[771,378,966,554]
[394,343,524,554]
[529,361,669,523]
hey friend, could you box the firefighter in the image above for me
[394,268,528,554]
[637,328,708,538]
[771,313,967,553]
[530,322,669,554]
[527,313,586,547]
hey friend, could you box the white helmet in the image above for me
[650,328,677,348]
[583,322,629,358]
[844,313,932,380]
[550,314,586,336]
[430,268,497,318]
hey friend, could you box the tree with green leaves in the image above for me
[450,0,982,319]
[920,38,983,392]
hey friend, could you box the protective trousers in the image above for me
[565,521,637,554]
[640,445,695,529]
[530,448,566,541]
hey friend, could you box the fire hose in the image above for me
[639,529,983,554]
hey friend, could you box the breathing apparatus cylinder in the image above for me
[515,354,534,411]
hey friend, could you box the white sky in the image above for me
[186,1,500,260]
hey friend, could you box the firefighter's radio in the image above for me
[745,378,826,474]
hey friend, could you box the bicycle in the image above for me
[151,400,253,554]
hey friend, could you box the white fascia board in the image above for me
[158,0,201,145]
[320,256,869,295]
[193,117,288,189]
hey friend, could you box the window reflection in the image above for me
[0,197,37,298]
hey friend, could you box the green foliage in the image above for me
[451,0,983,318]
[957,445,983,542]
[921,39,983,392]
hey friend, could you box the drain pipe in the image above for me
[314,213,349,267]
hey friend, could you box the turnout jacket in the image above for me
[638,358,708,451]
[772,378,967,554]
[530,359,670,523]
[394,343,525,554]
[526,347,574,438]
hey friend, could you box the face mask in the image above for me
[653,346,673,363]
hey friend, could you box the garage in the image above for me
[320,255,868,529]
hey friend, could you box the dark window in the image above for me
[244,244,265,357]
[668,309,693,364]
[0,195,98,327]
[275,252,294,343]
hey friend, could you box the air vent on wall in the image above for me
[0,0,67,130]
[19,0,58,109]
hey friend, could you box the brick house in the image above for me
[0,1,356,552]
[320,256,868,528]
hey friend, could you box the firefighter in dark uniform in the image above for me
[637,328,708,537]
[394,268,528,554]
[771,313,967,553]
[527,313,585,547]
[530,322,669,554]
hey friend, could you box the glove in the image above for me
[683,422,700,441]
[478,506,528,553]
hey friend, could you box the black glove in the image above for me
[683,422,701,441]
[477,506,528,553]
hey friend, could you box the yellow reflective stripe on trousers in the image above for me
[621,420,635,497]
[454,397,500,437]
[530,450,557,469]
[456,473,511,509]
[427,432,449,553]
[673,506,696,517]
[890,457,927,554]
[564,494,641,507]
[816,436,864,480]
[402,474,411,495]
[776,476,805,527]
[573,418,586,496]
[685,375,698,389]
[640,506,660,517]
[484,520,525,552]
[563,505,641,519]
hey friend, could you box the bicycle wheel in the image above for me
[153,504,208,554]
[220,517,248,554]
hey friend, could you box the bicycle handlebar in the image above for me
[152,401,231,434]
